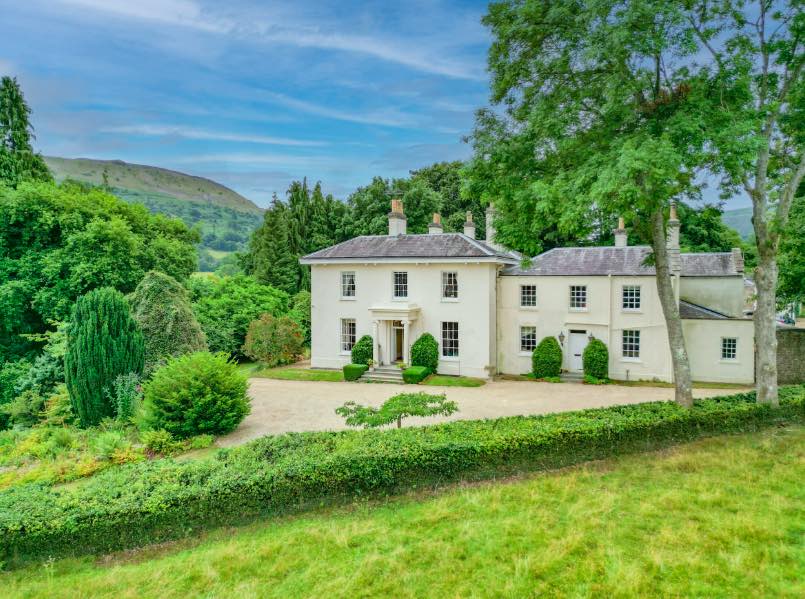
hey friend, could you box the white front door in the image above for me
[568,331,588,372]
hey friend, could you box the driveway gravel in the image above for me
[217,378,731,447]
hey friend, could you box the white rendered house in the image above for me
[300,201,754,384]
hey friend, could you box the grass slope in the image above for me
[722,207,754,240]
[4,426,802,598]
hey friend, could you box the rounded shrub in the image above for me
[532,336,562,378]
[141,352,250,438]
[583,339,609,380]
[411,333,438,373]
[65,287,145,427]
[242,313,304,367]
[351,335,373,365]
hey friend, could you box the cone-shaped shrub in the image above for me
[532,336,562,378]
[411,333,439,373]
[129,271,207,373]
[583,338,609,380]
[65,287,145,427]
[351,335,373,365]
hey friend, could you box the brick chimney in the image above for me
[613,216,627,247]
[388,198,407,236]
[667,203,681,274]
[428,212,443,235]
[463,211,476,239]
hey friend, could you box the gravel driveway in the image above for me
[217,378,730,447]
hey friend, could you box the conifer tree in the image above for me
[64,287,144,427]
[0,76,51,187]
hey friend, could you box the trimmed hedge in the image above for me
[343,363,369,381]
[1,386,803,567]
[411,333,439,373]
[351,335,373,365]
[583,339,609,380]
[403,366,430,384]
[532,336,562,378]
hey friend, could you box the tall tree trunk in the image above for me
[651,209,693,407]
[753,240,779,406]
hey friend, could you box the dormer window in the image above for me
[393,271,408,299]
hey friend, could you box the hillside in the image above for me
[45,157,264,270]
[722,207,753,240]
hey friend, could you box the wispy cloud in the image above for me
[260,92,420,128]
[172,152,344,168]
[102,124,328,147]
[58,0,230,33]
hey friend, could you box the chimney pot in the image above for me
[463,211,476,239]
[613,216,628,248]
[388,198,407,236]
[428,212,443,235]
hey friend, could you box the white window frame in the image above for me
[622,329,641,360]
[392,271,408,300]
[441,271,459,301]
[569,285,587,311]
[721,337,737,361]
[520,325,537,354]
[520,284,537,308]
[622,285,641,311]
[340,318,356,354]
[441,321,459,358]
[340,271,356,300]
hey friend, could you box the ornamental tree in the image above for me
[336,392,458,429]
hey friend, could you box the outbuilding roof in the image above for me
[679,300,731,320]
[502,246,742,277]
[300,233,520,263]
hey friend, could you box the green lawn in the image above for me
[4,426,802,598]
[249,366,343,382]
[422,374,486,387]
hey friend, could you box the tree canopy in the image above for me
[0,76,51,188]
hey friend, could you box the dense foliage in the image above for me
[242,313,304,368]
[582,339,609,381]
[2,386,801,565]
[187,274,289,357]
[778,192,805,306]
[129,271,207,373]
[0,181,198,362]
[140,352,249,439]
[0,77,51,188]
[402,366,430,384]
[342,363,368,381]
[350,335,373,365]
[336,392,457,428]
[532,337,562,379]
[288,290,311,346]
[64,288,145,427]
[411,333,439,373]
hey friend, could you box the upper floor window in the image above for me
[442,321,459,357]
[341,271,356,298]
[442,271,458,299]
[622,285,641,310]
[341,319,356,352]
[721,337,737,360]
[520,326,537,352]
[393,271,408,299]
[520,285,537,307]
[570,285,587,310]
[622,329,640,359]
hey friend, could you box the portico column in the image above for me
[402,320,410,366]
[372,320,379,366]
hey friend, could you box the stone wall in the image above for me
[777,328,805,384]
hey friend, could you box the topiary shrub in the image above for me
[336,392,458,428]
[343,363,368,381]
[65,288,145,427]
[351,335,373,365]
[140,352,250,439]
[532,336,562,378]
[129,271,207,374]
[583,339,609,380]
[402,366,430,384]
[242,313,304,368]
[411,333,439,373]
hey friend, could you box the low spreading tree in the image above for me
[64,288,145,427]
[242,313,304,367]
[336,392,458,429]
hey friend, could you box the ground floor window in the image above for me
[721,337,737,360]
[622,329,640,358]
[441,322,459,357]
[341,318,356,352]
[520,326,537,352]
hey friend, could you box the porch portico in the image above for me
[369,304,420,366]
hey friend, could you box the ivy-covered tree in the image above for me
[64,287,145,427]
[128,271,207,373]
[0,76,51,188]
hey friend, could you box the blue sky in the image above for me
[0,0,493,206]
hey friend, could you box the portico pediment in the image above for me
[368,304,421,322]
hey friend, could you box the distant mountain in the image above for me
[721,207,753,240]
[45,157,265,271]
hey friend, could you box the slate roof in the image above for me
[502,246,741,277]
[679,300,731,320]
[300,233,519,262]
